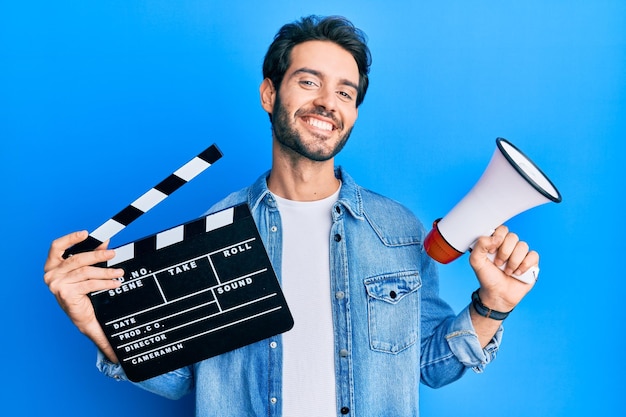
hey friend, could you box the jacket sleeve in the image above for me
[96,350,195,400]
[418,241,503,388]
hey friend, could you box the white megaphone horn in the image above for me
[424,138,562,284]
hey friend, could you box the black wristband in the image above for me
[471,289,513,320]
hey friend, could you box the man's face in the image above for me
[264,40,360,162]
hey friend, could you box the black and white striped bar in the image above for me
[106,206,236,267]
[63,144,222,258]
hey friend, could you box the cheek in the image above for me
[343,108,358,128]
[276,87,305,112]
[279,99,302,120]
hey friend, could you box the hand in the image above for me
[43,231,123,362]
[469,225,539,312]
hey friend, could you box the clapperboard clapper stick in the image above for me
[63,144,223,258]
[61,143,293,382]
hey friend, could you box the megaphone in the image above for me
[424,137,562,284]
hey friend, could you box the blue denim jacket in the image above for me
[98,167,502,417]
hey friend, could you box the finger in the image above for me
[470,235,501,274]
[470,225,507,262]
[52,275,122,302]
[58,248,118,273]
[96,239,111,251]
[490,225,509,248]
[43,249,121,287]
[494,232,520,267]
[48,265,123,297]
[72,273,123,296]
[511,249,539,276]
[501,239,528,275]
[64,264,125,285]
[44,231,89,272]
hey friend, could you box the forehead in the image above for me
[287,40,359,85]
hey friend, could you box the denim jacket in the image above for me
[98,167,502,417]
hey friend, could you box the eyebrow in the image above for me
[292,67,359,92]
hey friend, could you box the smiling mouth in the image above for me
[303,116,335,132]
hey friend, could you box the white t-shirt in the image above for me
[274,187,340,417]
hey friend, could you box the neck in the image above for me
[268,139,340,201]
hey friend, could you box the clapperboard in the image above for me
[64,144,293,382]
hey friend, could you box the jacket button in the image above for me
[334,234,342,242]
[340,407,350,414]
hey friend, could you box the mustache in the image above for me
[295,106,343,130]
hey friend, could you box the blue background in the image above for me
[2,1,624,416]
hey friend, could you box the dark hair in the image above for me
[262,15,371,107]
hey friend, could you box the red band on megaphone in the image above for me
[424,219,464,264]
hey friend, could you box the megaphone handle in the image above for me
[485,252,539,285]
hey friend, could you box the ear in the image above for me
[260,78,276,114]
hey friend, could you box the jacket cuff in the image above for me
[445,305,503,373]
[96,349,129,381]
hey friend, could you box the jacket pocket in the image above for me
[364,271,422,354]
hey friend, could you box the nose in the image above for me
[312,85,337,112]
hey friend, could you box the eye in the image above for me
[299,79,318,88]
[337,90,354,102]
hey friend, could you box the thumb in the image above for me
[469,227,506,272]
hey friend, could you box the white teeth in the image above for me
[306,118,333,131]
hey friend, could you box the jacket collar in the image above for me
[246,166,364,220]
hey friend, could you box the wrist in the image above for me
[471,289,513,320]
[476,287,517,312]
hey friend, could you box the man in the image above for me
[44,15,538,417]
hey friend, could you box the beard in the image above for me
[271,95,353,162]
